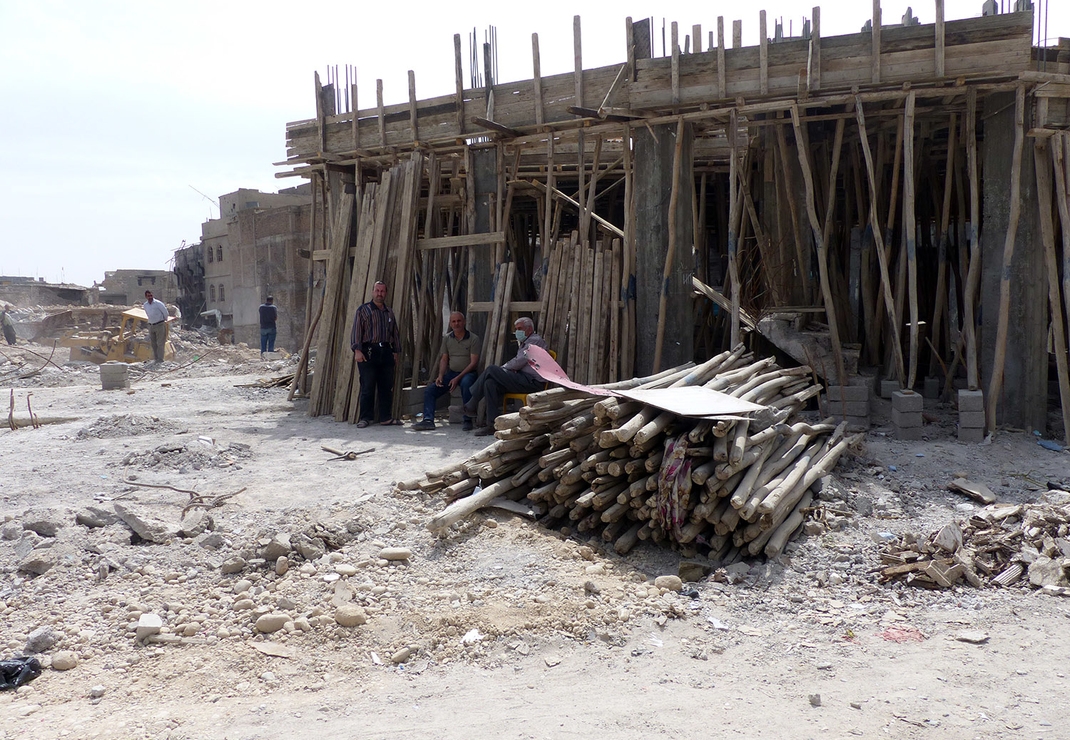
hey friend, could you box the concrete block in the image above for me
[828,384,869,403]
[826,399,869,417]
[892,408,922,428]
[923,377,940,399]
[894,425,926,441]
[879,380,900,399]
[958,411,986,429]
[891,390,924,413]
[957,389,984,412]
[957,426,986,443]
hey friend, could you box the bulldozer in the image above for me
[59,308,175,363]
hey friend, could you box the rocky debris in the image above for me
[879,493,1070,590]
[20,508,67,537]
[378,547,411,562]
[254,613,290,633]
[120,441,253,472]
[260,533,291,561]
[76,506,120,529]
[334,605,368,627]
[50,650,78,670]
[113,502,180,544]
[24,626,60,654]
[76,414,178,439]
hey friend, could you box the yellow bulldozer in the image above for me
[60,308,175,363]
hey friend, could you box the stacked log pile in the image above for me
[879,496,1070,592]
[403,347,863,563]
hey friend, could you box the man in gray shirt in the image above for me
[463,316,548,436]
[414,312,481,431]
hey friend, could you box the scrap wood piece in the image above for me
[321,445,375,461]
[948,478,997,504]
[692,277,757,331]
[235,374,296,389]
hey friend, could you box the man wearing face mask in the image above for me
[463,316,548,436]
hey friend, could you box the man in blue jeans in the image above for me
[259,296,277,355]
[413,312,481,431]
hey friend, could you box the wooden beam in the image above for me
[408,70,418,144]
[727,109,742,348]
[809,7,821,93]
[903,91,919,390]
[416,232,506,251]
[653,117,686,373]
[470,117,521,138]
[523,180,625,239]
[376,79,386,148]
[671,22,680,106]
[935,0,946,78]
[759,11,769,96]
[717,17,726,99]
[962,86,982,390]
[454,35,465,135]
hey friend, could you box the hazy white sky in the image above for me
[0,0,1064,289]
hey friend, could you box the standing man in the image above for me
[463,316,548,436]
[350,281,402,428]
[259,295,278,356]
[142,290,169,363]
[1,308,16,346]
[413,312,481,431]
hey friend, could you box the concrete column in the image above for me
[980,92,1047,431]
[634,122,694,377]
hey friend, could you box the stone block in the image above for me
[957,426,986,443]
[828,384,869,403]
[957,389,984,412]
[826,399,869,418]
[894,425,925,440]
[923,377,940,399]
[958,411,986,429]
[879,379,900,399]
[891,390,924,413]
[892,408,922,428]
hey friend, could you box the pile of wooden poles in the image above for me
[406,346,862,563]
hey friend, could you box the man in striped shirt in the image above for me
[350,281,402,427]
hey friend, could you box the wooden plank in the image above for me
[759,11,768,96]
[872,0,881,85]
[454,34,465,135]
[494,262,517,366]
[621,124,635,380]
[565,236,583,376]
[717,17,726,98]
[809,7,821,92]
[609,238,621,383]
[417,232,506,250]
[929,112,957,377]
[985,85,1026,434]
[935,0,945,78]
[408,70,418,144]
[588,243,605,383]
[532,33,544,125]
[377,79,386,148]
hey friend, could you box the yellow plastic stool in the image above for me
[502,349,556,412]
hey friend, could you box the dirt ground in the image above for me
[2,337,1070,740]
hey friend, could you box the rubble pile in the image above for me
[878,491,1070,592]
[120,441,253,472]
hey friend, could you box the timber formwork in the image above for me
[281,2,1070,440]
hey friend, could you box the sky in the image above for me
[0,0,1066,289]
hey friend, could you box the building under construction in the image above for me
[278,1,1070,442]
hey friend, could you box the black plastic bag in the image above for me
[0,657,42,690]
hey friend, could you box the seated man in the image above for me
[463,316,548,437]
[413,312,481,431]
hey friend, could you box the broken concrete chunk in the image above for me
[178,509,211,538]
[24,626,60,654]
[113,503,180,544]
[1027,556,1070,589]
[136,613,163,640]
[260,533,292,561]
[21,508,66,537]
[76,506,119,529]
[19,550,57,576]
[292,534,325,561]
[220,557,246,574]
[954,631,989,644]
[933,523,963,553]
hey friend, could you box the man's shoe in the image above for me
[461,419,474,432]
[412,420,436,431]
[461,401,477,417]
[473,426,494,437]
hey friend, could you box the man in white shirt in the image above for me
[142,290,169,363]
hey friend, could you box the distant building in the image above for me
[0,275,93,306]
[180,185,312,350]
[172,242,206,327]
[98,270,177,306]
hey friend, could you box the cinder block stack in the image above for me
[827,383,870,431]
[957,389,985,443]
[891,390,924,440]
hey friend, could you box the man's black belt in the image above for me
[150,321,165,325]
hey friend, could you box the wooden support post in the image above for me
[872,0,881,85]
[759,11,768,96]
[1053,133,1070,355]
[544,134,555,252]
[962,89,982,390]
[790,104,846,385]
[935,0,945,78]
[717,17,726,99]
[1035,138,1070,444]
[408,70,418,145]
[775,118,810,302]
[622,123,636,380]
[728,112,742,348]
[653,117,687,373]
[903,91,919,391]
[929,113,957,378]
[985,84,1026,434]
[809,7,821,93]
[454,35,465,136]
[855,102,905,383]
[377,79,386,148]
[532,33,544,126]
